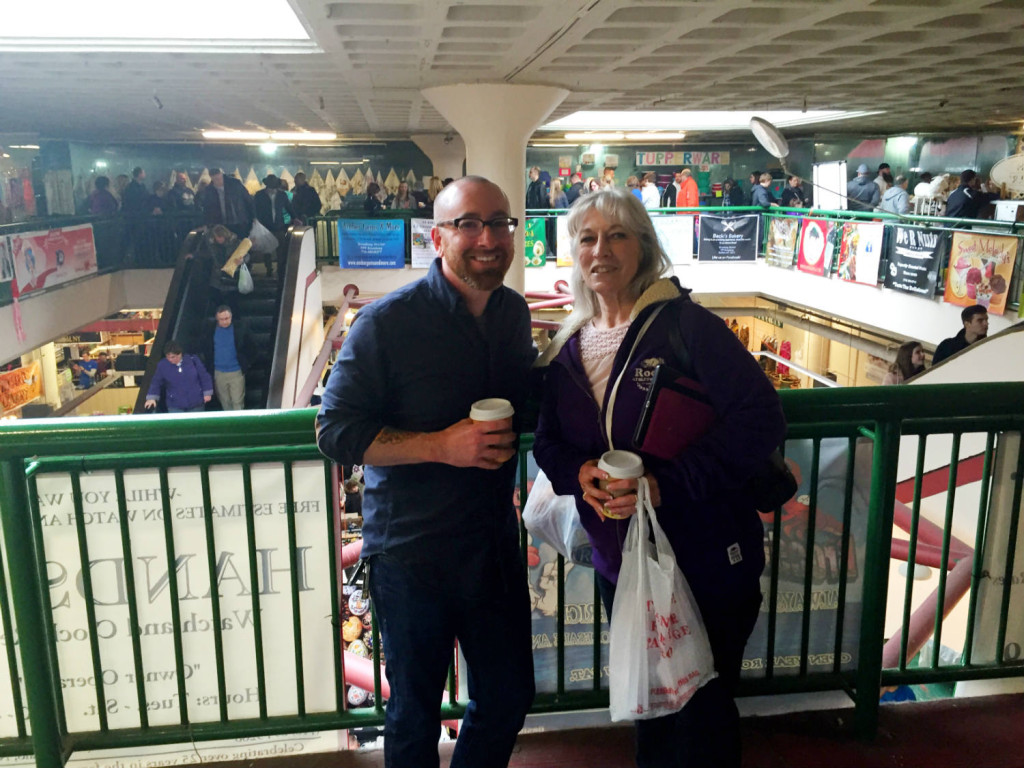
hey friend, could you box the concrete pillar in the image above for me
[410,134,466,183]
[421,84,568,293]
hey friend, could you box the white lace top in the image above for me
[579,321,630,405]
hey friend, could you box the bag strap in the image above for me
[604,304,666,449]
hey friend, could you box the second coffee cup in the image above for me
[596,449,644,519]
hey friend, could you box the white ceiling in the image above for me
[1,0,1022,144]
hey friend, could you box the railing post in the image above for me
[854,420,901,739]
[0,459,66,768]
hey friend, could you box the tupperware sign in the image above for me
[635,151,730,167]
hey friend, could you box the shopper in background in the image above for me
[883,340,926,384]
[640,171,661,210]
[144,340,213,413]
[879,175,910,215]
[199,168,255,240]
[254,174,296,278]
[122,166,151,215]
[550,178,569,209]
[847,164,881,212]
[390,181,419,210]
[566,172,585,206]
[317,176,535,767]
[945,169,1000,221]
[533,187,785,768]
[720,177,745,208]
[675,167,699,209]
[363,182,384,215]
[291,172,323,219]
[746,170,762,205]
[874,163,893,196]
[660,170,680,208]
[933,305,989,365]
[166,172,196,211]
[751,172,779,209]
[88,176,119,216]
[780,175,807,208]
[626,175,642,201]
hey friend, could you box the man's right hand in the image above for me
[435,417,516,469]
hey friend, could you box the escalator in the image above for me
[134,226,321,412]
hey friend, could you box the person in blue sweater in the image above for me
[144,340,213,413]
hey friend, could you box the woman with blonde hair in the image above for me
[550,178,569,209]
[427,176,444,202]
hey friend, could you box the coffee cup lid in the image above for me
[598,450,644,479]
[470,397,514,421]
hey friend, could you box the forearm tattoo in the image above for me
[376,427,417,445]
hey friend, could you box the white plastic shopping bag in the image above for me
[237,263,254,294]
[248,218,279,255]
[608,478,717,721]
[522,470,592,565]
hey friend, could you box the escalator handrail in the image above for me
[265,226,310,409]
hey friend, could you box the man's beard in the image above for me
[447,250,509,292]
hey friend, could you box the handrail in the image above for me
[266,226,308,409]
[3,381,1024,764]
[293,286,358,408]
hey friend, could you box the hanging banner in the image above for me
[409,218,436,269]
[0,237,13,283]
[524,218,548,267]
[837,221,885,285]
[766,217,800,268]
[943,231,1018,315]
[337,219,405,269]
[796,219,838,276]
[633,151,730,167]
[10,224,97,296]
[697,214,759,262]
[884,226,946,297]
[0,462,341,762]
[556,216,572,268]
[652,214,695,265]
[0,360,42,413]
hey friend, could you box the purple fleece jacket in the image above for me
[533,278,786,606]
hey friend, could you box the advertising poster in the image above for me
[0,462,342,762]
[524,217,547,268]
[0,237,14,283]
[556,216,572,268]
[337,219,405,269]
[652,214,695,265]
[409,218,435,269]
[884,226,945,297]
[10,224,97,296]
[0,360,41,414]
[797,219,838,276]
[836,221,884,285]
[696,214,759,262]
[943,231,1019,315]
[766,217,801,268]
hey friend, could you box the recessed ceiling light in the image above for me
[204,131,271,141]
[545,110,882,132]
[271,132,337,142]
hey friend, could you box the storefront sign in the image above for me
[337,219,405,269]
[697,214,759,262]
[837,222,885,285]
[943,231,1019,315]
[652,215,695,265]
[10,224,97,297]
[524,218,548,267]
[989,153,1024,197]
[884,226,945,297]
[766,217,800,268]
[0,360,41,414]
[634,151,730,167]
[409,218,436,269]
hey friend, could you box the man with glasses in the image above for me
[317,176,536,767]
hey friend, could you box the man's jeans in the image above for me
[367,547,534,768]
[214,369,245,410]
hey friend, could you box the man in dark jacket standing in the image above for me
[291,172,322,220]
[932,305,988,365]
[565,172,584,206]
[526,166,547,209]
[122,167,151,215]
[661,170,680,208]
[846,164,880,211]
[165,172,196,211]
[254,174,296,278]
[199,168,255,240]
[945,170,1000,221]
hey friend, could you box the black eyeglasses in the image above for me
[437,216,519,237]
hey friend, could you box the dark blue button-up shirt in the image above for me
[316,258,535,561]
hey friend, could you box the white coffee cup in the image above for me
[597,450,644,519]
[469,398,514,422]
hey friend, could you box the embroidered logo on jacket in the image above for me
[633,357,664,391]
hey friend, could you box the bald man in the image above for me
[317,176,536,767]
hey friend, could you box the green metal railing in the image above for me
[1,382,1023,766]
